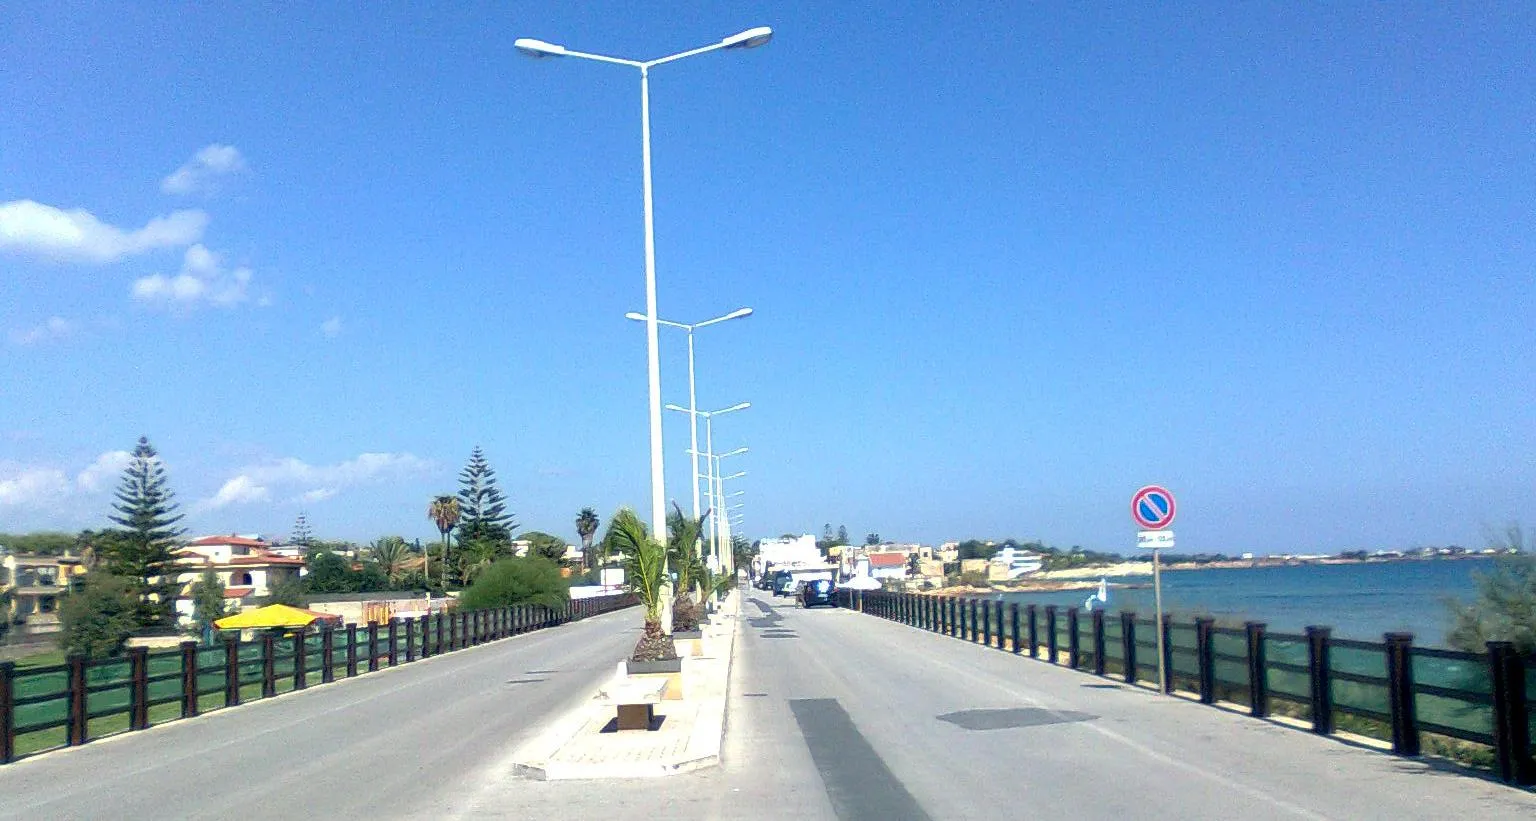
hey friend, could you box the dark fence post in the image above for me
[1246,622,1268,717]
[436,613,445,651]
[224,635,241,706]
[1306,626,1333,734]
[1069,607,1081,672]
[1488,641,1535,785]
[1027,605,1039,658]
[1384,632,1418,756]
[367,622,380,672]
[387,619,399,667]
[0,661,13,764]
[419,615,430,659]
[981,601,992,645]
[128,647,149,731]
[1011,603,1022,654]
[292,631,307,691]
[1045,606,1058,663]
[179,641,198,718]
[261,632,277,699]
[1092,609,1107,676]
[1121,612,1137,683]
[969,599,979,642]
[406,617,417,663]
[1195,617,1215,704]
[448,611,458,650]
[1067,608,1081,668]
[1160,614,1175,694]
[322,625,335,684]
[67,654,87,746]
[346,623,359,678]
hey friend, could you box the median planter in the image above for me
[672,629,705,658]
[625,657,684,700]
[625,657,682,675]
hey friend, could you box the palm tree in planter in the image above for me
[666,503,709,633]
[610,507,677,665]
[575,507,600,572]
[427,495,460,589]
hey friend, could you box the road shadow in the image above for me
[937,707,1098,731]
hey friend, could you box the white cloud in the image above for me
[9,316,73,346]
[206,475,272,509]
[132,244,253,309]
[0,467,72,507]
[0,199,207,263]
[161,144,247,196]
[320,317,343,338]
[202,452,432,509]
[299,488,338,503]
[0,450,140,507]
[75,450,133,493]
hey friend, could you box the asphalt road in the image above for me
[0,607,643,820]
[4,591,1533,820]
[480,588,1536,820]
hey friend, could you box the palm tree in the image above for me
[428,495,461,589]
[575,507,600,571]
[666,503,709,631]
[609,507,674,661]
[369,536,411,586]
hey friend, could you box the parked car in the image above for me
[799,578,835,608]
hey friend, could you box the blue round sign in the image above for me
[1131,485,1176,530]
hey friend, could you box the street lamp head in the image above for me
[721,26,773,50]
[624,312,648,322]
[722,402,751,414]
[664,404,691,414]
[514,38,568,58]
[721,447,749,458]
[724,307,754,321]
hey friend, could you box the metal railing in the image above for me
[839,589,1535,786]
[0,593,637,764]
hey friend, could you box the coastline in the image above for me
[918,554,1503,595]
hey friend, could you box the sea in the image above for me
[995,558,1504,649]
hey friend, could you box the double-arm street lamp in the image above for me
[515,27,772,544]
[628,308,753,523]
[671,401,748,565]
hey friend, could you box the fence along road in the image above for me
[0,605,644,820]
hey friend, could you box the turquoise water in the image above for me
[996,558,1501,649]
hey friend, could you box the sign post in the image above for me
[1132,486,1176,694]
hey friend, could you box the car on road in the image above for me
[799,578,835,608]
[772,571,797,597]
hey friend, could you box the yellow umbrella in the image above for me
[214,603,342,630]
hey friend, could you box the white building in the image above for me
[173,535,305,624]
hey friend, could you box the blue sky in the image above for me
[2,3,1533,555]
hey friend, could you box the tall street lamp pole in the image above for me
[669,403,748,564]
[515,26,773,548]
[627,307,753,523]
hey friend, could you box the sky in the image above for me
[2,3,1533,555]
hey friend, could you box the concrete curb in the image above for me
[510,590,741,780]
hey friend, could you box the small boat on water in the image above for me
[1082,577,1109,611]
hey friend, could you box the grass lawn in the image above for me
[10,648,66,671]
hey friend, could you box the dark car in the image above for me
[772,571,796,597]
[799,578,835,608]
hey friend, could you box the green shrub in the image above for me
[58,573,140,659]
[458,556,569,611]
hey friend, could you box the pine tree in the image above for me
[106,437,186,628]
[291,512,313,547]
[457,446,515,548]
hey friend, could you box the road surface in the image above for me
[2,590,1532,819]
